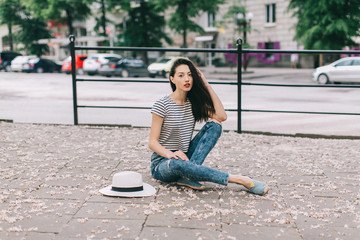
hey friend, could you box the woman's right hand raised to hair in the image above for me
[197,68,227,122]
[197,68,209,87]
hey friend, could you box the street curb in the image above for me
[241,130,360,140]
[0,119,13,123]
[4,121,358,140]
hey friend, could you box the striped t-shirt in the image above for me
[151,95,195,153]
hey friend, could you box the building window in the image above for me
[257,41,281,64]
[2,36,10,50]
[75,28,87,37]
[266,3,276,23]
[208,12,216,27]
[265,42,274,60]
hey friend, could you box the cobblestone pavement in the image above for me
[0,122,359,240]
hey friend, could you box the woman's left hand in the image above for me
[173,150,189,161]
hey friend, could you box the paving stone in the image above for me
[222,224,302,240]
[296,212,359,229]
[145,209,221,230]
[0,188,33,202]
[42,176,101,188]
[0,231,57,240]
[18,199,83,215]
[1,122,359,239]
[276,175,329,186]
[56,166,115,179]
[221,199,295,227]
[4,178,45,189]
[298,225,359,240]
[30,185,90,200]
[58,218,143,239]
[279,183,341,198]
[87,194,155,204]
[154,186,223,209]
[1,199,81,233]
[140,226,220,240]
[4,214,73,233]
[74,202,147,220]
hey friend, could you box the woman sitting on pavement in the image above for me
[148,58,269,195]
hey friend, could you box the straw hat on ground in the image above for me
[99,171,156,197]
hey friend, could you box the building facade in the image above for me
[161,0,304,67]
[0,0,312,67]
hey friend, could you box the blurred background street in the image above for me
[1,0,360,137]
[1,67,359,136]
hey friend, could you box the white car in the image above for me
[312,57,360,84]
[11,56,37,72]
[83,53,122,75]
[148,56,178,78]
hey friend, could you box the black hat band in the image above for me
[111,186,144,192]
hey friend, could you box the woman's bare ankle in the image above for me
[228,175,253,189]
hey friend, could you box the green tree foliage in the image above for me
[93,0,107,37]
[16,14,51,56]
[22,0,94,35]
[109,0,171,63]
[223,4,250,47]
[117,1,171,47]
[223,3,252,71]
[223,4,250,45]
[288,0,360,49]
[0,0,50,55]
[93,0,115,38]
[158,0,224,48]
[0,0,22,50]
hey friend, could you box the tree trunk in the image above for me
[182,29,187,49]
[242,21,249,71]
[319,54,323,67]
[65,8,74,35]
[8,22,13,51]
[181,0,188,49]
[140,0,148,64]
[101,0,106,37]
[243,54,249,72]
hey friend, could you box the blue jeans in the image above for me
[150,121,229,186]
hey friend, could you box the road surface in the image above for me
[0,68,359,137]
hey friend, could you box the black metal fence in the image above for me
[69,35,360,133]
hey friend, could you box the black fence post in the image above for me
[237,38,243,133]
[69,35,78,125]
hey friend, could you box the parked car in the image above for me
[0,51,22,72]
[98,58,149,77]
[147,56,178,78]
[23,58,62,73]
[62,55,87,75]
[312,57,360,84]
[11,56,62,73]
[11,56,38,72]
[83,53,122,75]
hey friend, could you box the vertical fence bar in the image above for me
[69,35,78,125]
[236,38,243,133]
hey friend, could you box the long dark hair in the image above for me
[169,58,215,122]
